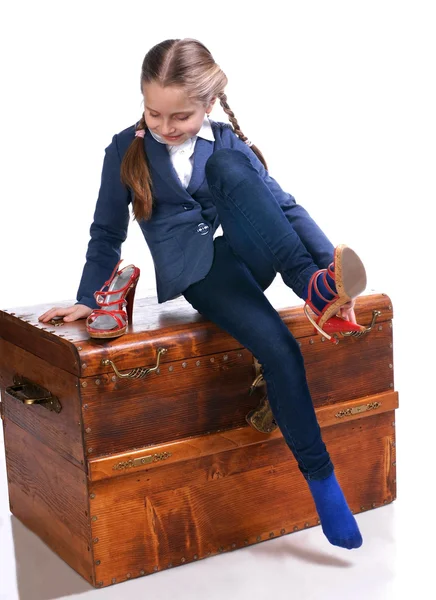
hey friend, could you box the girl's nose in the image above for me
[161,119,176,135]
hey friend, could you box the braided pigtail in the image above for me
[120,114,154,222]
[219,93,268,171]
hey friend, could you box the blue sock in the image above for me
[303,266,337,313]
[308,471,363,549]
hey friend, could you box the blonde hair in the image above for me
[120,38,267,222]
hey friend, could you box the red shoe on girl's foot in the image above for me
[304,245,367,344]
[86,259,140,339]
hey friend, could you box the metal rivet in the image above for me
[182,362,187,368]
[169,366,174,372]
[383,500,388,504]
[207,551,211,555]
[256,536,261,542]
[86,427,91,434]
[95,379,101,385]
[394,479,397,484]
[389,343,393,348]
[392,461,396,466]
[361,506,365,510]
[111,578,116,584]
[218,547,223,553]
[153,566,158,572]
[389,364,393,369]
[298,341,302,347]
[388,305,392,310]
[83,404,89,409]
[156,368,160,375]
[378,325,383,331]
[392,421,396,427]
[126,573,131,578]
[223,355,228,361]
[372,503,376,508]
[389,383,394,388]
[244,540,249,545]
[231,543,236,548]
[293,526,299,531]
[194,554,198,560]
[82,382,88,388]
[140,570,145,576]
[90,493,96,499]
[181,557,186,562]
[196,361,200,366]
[210,357,215,363]
[93,537,99,543]
[392,441,396,447]
[237,353,242,358]
[88,448,93,454]
[95,560,101,566]
[317,519,321,524]
[77,346,82,351]
[309,338,314,344]
[82,363,87,369]
[269,532,274,538]
[112,375,116,382]
[304,522,310,528]
[97,581,103,587]
[167,563,173,568]
[280,528,285,534]
[92,515,98,521]
[321,336,325,342]
[389,322,393,328]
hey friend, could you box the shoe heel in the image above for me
[125,282,137,324]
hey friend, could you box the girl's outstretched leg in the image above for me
[183,236,362,550]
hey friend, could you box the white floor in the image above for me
[1,277,435,600]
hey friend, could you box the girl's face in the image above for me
[142,81,215,145]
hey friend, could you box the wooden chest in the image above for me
[0,291,398,588]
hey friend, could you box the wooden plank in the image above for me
[3,419,94,585]
[87,411,396,587]
[88,390,398,482]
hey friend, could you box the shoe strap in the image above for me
[87,308,126,328]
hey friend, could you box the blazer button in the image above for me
[182,204,193,211]
[196,222,210,235]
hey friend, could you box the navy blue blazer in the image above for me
[76,120,334,308]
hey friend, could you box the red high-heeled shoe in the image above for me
[86,259,140,339]
[304,245,367,344]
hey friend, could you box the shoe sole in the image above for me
[318,245,367,328]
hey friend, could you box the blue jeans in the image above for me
[183,149,335,480]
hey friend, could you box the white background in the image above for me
[1,1,435,599]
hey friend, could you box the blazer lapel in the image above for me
[186,137,214,196]
[143,130,190,199]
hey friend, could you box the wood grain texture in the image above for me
[1,292,393,377]
[88,390,399,482]
[80,324,393,459]
[88,411,396,588]
[0,338,84,467]
[3,420,94,585]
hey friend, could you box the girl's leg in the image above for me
[184,236,362,549]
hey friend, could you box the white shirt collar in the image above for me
[148,115,215,147]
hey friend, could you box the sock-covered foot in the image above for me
[308,471,363,549]
[302,265,337,313]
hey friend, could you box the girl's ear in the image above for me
[206,96,217,113]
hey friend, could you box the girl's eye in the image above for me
[177,116,190,121]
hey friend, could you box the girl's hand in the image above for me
[339,298,357,324]
[38,304,93,323]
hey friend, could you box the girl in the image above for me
[39,38,367,550]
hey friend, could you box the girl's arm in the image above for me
[75,134,131,309]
